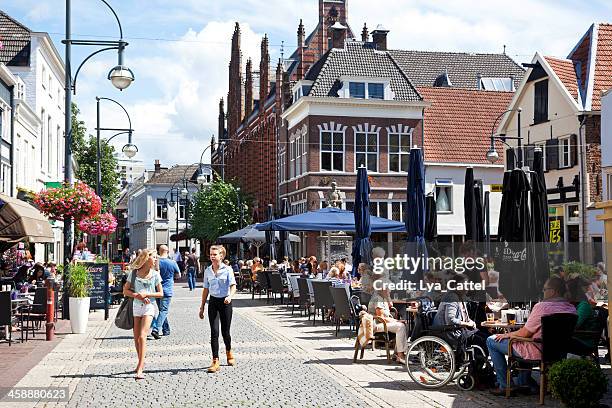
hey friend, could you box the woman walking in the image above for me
[199,245,237,373]
[123,249,163,380]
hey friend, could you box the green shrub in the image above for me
[67,263,93,298]
[548,359,608,408]
[562,261,597,280]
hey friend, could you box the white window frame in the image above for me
[559,136,571,168]
[156,198,168,219]
[337,76,395,100]
[354,131,379,172]
[47,116,53,174]
[388,131,413,172]
[435,179,453,214]
[40,109,45,170]
[320,130,345,172]
[41,66,47,89]
[278,149,286,183]
[291,200,307,215]
[289,140,295,179]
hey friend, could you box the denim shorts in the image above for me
[133,301,156,317]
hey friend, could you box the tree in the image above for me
[71,103,120,208]
[189,178,252,242]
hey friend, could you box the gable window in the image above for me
[368,83,384,99]
[480,77,514,91]
[321,131,344,171]
[388,132,412,172]
[349,82,365,99]
[355,132,378,172]
[559,137,571,168]
[435,179,453,213]
[534,79,548,124]
[156,198,168,219]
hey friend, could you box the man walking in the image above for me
[186,248,199,291]
[151,245,179,339]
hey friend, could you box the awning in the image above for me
[0,193,54,245]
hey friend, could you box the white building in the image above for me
[126,162,211,254]
[0,64,15,195]
[115,153,145,189]
[1,12,66,262]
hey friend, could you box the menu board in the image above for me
[110,263,127,278]
[83,262,109,312]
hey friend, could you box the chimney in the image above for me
[330,21,347,49]
[361,23,369,42]
[245,58,253,116]
[154,160,161,173]
[371,25,390,51]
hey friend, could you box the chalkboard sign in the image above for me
[82,262,109,317]
[110,262,126,278]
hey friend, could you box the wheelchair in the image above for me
[405,299,489,390]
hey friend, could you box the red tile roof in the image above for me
[592,23,612,110]
[418,87,514,164]
[544,56,580,102]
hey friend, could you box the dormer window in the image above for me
[292,80,313,103]
[480,77,514,91]
[338,77,394,100]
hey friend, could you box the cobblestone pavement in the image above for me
[4,284,612,408]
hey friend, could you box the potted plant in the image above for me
[67,263,93,334]
[548,359,608,408]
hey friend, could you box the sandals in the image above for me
[135,371,145,380]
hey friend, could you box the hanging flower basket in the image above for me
[34,181,102,221]
[79,212,117,236]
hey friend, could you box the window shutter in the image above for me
[506,148,516,170]
[570,134,578,167]
[546,139,559,170]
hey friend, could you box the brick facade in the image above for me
[585,114,602,202]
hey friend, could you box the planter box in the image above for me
[69,297,90,334]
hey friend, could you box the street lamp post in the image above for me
[164,166,197,254]
[486,107,523,167]
[62,0,134,319]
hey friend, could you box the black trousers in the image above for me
[208,296,233,358]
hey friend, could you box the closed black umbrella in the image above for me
[424,195,439,256]
[497,168,534,301]
[351,166,373,273]
[530,149,549,297]
[405,148,426,282]
[265,204,277,262]
[464,167,485,242]
[278,198,293,261]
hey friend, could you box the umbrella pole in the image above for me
[485,191,490,256]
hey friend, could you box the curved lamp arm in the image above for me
[72,47,118,94]
[100,0,124,39]
[97,96,132,130]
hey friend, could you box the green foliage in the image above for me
[189,178,252,242]
[67,263,93,298]
[562,261,597,280]
[71,103,121,209]
[548,359,608,408]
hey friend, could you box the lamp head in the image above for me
[180,187,189,199]
[196,173,208,186]
[108,65,135,90]
[168,200,176,208]
[486,148,500,164]
[122,143,138,158]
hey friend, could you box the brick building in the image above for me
[214,0,525,258]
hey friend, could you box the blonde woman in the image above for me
[199,245,237,373]
[123,249,163,380]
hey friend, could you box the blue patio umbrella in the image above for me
[255,207,405,232]
[351,166,373,274]
[405,148,427,281]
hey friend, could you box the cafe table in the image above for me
[481,320,525,332]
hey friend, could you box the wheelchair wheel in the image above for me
[406,336,455,389]
[456,373,475,391]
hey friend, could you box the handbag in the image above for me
[115,270,137,330]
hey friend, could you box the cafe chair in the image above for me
[506,313,577,405]
[330,287,356,336]
[268,273,286,305]
[21,287,48,340]
[353,307,399,364]
[568,306,608,367]
[239,268,252,292]
[296,278,312,318]
[311,280,333,326]
[286,274,301,314]
[251,271,267,300]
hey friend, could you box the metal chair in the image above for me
[297,278,312,318]
[330,287,355,336]
[22,287,47,340]
[268,273,286,305]
[311,280,333,326]
[569,306,608,367]
[287,274,301,314]
[0,291,14,346]
[507,313,578,404]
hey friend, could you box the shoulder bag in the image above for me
[115,270,137,330]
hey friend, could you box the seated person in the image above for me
[251,257,264,280]
[432,273,488,357]
[486,276,576,395]
[325,266,341,284]
[373,302,407,364]
[566,275,599,352]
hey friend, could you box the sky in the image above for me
[3,0,611,169]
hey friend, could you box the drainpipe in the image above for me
[578,115,588,256]
[9,85,15,197]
